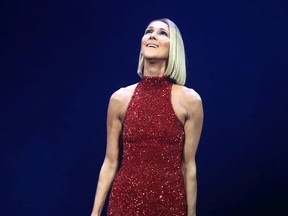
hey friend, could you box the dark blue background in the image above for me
[1,0,287,215]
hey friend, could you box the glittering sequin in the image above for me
[108,76,186,216]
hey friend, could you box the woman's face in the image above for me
[141,21,170,61]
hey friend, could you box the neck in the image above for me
[143,59,167,77]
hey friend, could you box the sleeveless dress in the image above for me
[107,76,186,216]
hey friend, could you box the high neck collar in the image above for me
[140,76,172,88]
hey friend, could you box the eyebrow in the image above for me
[146,26,169,33]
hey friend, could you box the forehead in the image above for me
[146,21,169,31]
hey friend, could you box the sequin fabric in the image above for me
[108,76,186,216]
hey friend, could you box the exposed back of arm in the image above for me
[91,91,124,216]
[182,89,204,216]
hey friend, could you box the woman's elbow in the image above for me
[105,156,119,170]
[182,161,197,177]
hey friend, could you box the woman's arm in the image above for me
[91,91,124,216]
[182,89,203,216]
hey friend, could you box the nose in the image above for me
[149,31,157,40]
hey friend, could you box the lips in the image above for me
[146,43,158,48]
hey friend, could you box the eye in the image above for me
[145,29,153,34]
[160,31,168,36]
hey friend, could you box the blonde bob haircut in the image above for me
[137,18,186,85]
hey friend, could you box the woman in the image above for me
[91,18,203,216]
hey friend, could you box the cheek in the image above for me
[141,37,147,49]
[141,35,149,43]
[164,41,170,51]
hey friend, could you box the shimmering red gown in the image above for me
[108,76,186,215]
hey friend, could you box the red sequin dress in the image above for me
[107,76,186,215]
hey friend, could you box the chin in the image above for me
[143,54,164,59]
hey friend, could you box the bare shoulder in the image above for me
[173,85,202,106]
[110,83,137,103]
[108,83,138,118]
[173,85,203,123]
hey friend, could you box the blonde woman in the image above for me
[91,18,203,216]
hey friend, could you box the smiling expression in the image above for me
[141,21,170,61]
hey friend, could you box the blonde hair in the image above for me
[137,18,186,85]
